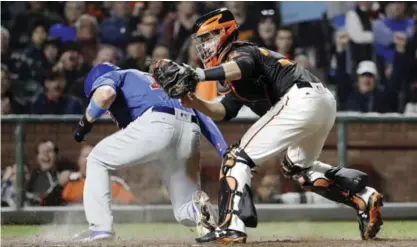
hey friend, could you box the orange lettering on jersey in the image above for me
[258,48,270,56]
[278,58,293,66]
[238,30,254,41]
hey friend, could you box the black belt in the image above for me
[152,106,199,124]
[296,81,313,89]
[296,81,325,89]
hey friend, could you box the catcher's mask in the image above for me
[84,62,120,98]
[192,8,238,68]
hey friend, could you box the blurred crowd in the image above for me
[1,140,172,207]
[1,1,417,116]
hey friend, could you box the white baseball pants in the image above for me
[240,83,336,168]
[228,83,337,233]
[84,108,201,232]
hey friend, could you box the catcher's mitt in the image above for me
[150,59,199,98]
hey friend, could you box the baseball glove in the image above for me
[150,59,199,98]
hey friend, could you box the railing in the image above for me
[2,113,417,211]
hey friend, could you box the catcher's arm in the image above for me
[195,61,242,82]
[181,93,226,121]
[182,57,254,121]
[194,48,256,82]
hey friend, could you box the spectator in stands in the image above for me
[275,27,294,59]
[373,2,414,65]
[345,2,381,64]
[335,31,407,113]
[59,144,136,205]
[139,2,165,39]
[255,174,281,203]
[75,14,99,65]
[203,2,224,13]
[23,20,48,62]
[177,38,201,68]
[48,2,86,43]
[151,43,170,61]
[225,2,256,41]
[250,9,277,50]
[1,26,10,68]
[85,2,106,23]
[9,2,63,50]
[138,12,159,54]
[43,37,61,68]
[2,25,45,105]
[31,68,83,115]
[29,37,62,84]
[1,65,26,114]
[163,2,198,59]
[1,164,31,207]
[100,2,132,46]
[68,44,120,103]
[119,31,151,71]
[55,42,91,90]
[27,140,61,206]
[93,44,121,66]
[294,54,326,83]
[146,1,165,18]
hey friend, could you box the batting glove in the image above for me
[72,115,93,143]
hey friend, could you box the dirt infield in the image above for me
[2,222,417,247]
[2,238,417,247]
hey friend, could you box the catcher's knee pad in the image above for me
[282,156,370,211]
[217,144,257,232]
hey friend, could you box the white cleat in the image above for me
[73,230,114,242]
[192,191,218,237]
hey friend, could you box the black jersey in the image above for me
[219,42,321,121]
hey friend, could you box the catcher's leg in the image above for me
[196,145,256,244]
[196,85,341,244]
[281,156,384,240]
[197,95,314,244]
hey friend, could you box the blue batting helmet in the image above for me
[84,62,120,97]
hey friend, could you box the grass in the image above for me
[2,221,417,240]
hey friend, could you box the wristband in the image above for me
[202,66,226,81]
[86,99,107,121]
[195,66,227,81]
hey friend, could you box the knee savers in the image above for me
[217,145,258,230]
[281,156,370,211]
[281,155,368,193]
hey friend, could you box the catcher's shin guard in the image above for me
[281,156,384,239]
[217,144,257,234]
[281,156,373,211]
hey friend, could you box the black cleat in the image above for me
[358,192,384,240]
[195,229,247,244]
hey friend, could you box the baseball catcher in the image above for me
[152,8,384,244]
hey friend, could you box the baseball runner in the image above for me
[71,63,226,241]
[151,8,384,244]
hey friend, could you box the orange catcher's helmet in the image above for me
[192,8,238,68]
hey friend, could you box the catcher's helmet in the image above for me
[192,8,238,68]
[84,62,120,97]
